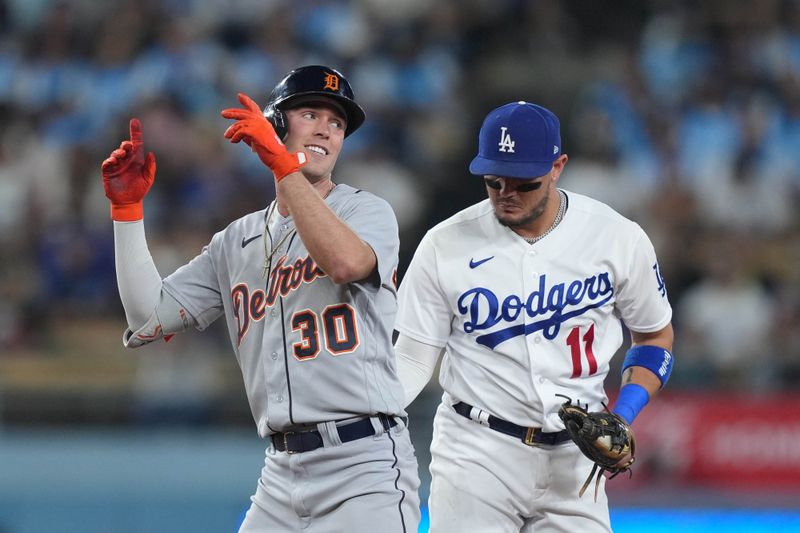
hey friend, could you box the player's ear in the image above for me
[551,154,568,181]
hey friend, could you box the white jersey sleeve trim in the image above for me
[394,333,443,407]
[394,324,450,348]
[626,312,673,334]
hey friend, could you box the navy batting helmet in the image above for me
[263,65,366,139]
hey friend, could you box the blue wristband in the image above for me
[611,383,649,424]
[622,345,674,388]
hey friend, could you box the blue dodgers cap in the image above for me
[469,101,562,179]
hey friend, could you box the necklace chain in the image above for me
[260,182,337,278]
[524,190,566,245]
[261,201,293,278]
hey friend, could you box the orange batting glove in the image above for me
[101,118,157,221]
[221,93,306,181]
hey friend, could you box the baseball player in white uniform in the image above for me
[101,65,420,533]
[394,101,674,532]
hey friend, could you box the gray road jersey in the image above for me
[162,184,405,437]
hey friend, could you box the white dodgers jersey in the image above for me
[395,190,672,432]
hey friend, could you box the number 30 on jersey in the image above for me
[291,304,359,360]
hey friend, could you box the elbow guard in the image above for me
[622,345,674,388]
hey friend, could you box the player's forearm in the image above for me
[612,323,675,423]
[394,334,443,407]
[620,366,662,398]
[630,322,674,352]
[278,173,376,283]
[113,220,163,329]
[627,322,674,398]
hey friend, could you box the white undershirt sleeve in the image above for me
[113,220,163,330]
[394,333,444,407]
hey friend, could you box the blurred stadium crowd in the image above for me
[0,0,798,426]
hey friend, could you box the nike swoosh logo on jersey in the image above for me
[469,256,494,269]
[241,234,262,248]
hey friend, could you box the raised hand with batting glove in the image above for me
[101,118,156,221]
[221,92,306,180]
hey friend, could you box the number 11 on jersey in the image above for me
[566,324,598,378]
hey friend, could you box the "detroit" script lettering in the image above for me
[231,255,326,345]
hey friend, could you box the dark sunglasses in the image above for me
[484,177,543,193]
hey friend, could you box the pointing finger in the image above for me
[221,108,255,120]
[237,93,262,113]
[129,118,143,145]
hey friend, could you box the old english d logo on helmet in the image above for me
[323,73,339,92]
[263,65,366,139]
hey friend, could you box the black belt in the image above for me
[453,401,570,446]
[272,414,398,454]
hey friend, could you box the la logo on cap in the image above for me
[498,126,515,153]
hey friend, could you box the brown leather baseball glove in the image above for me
[557,395,636,501]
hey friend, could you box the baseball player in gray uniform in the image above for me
[101,65,420,532]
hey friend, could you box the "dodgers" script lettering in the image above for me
[457,273,614,349]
